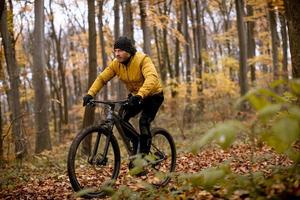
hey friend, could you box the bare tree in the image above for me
[32,0,52,153]
[48,0,69,132]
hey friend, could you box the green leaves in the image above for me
[181,165,231,188]
[272,117,299,147]
[191,121,245,152]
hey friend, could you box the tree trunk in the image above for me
[284,0,300,78]
[174,1,182,83]
[139,0,152,56]
[247,4,256,83]
[82,0,97,154]
[188,0,198,64]
[160,2,173,86]
[235,0,248,96]
[45,48,62,143]
[122,0,134,41]
[114,0,125,99]
[83,0,97,129]
[268,3,279,81]
[114,0,120,39]
[201,0,208,72]
[279,14,288,80]
[195,0,203,94]
[153,26,164,82]
[153,26,166,82]
[182,0,192,129]
[32,0,52,153]
[0,1,27,159]
[98,0,108,101]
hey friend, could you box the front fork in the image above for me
[88,121,114,165]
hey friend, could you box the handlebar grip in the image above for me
[87,101,96,107]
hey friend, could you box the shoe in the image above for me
[128,154,149,177]
[135,169,148,177]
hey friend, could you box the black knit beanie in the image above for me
[114,36,137,55]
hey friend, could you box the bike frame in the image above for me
[90,100,140,157]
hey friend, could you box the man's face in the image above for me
[114,49,131,63]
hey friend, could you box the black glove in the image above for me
[83,94,93,106]
[128,95,142,107]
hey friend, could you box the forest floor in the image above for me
[1,83,300,199]
[0,139,298,199]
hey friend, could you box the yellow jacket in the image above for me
[88,52,163,98]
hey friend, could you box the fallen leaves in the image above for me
[0,142,296,199]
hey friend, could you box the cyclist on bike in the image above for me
[83,36,164,157]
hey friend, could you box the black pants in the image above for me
[123,92,164,154]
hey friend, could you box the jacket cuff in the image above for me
[136,92,144,99]
[87,91,95,97]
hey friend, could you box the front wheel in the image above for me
[67,125,121,198]
[143,127,176,186]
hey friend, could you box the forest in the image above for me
[0,0,299,199]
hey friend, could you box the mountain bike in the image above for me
[67,99,176,198]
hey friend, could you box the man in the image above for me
[83,36,164,156]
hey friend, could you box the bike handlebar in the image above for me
[87,99,128,107]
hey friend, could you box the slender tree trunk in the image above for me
[114,0,120,39]
[247,4,256,83]
[33,0,52,153]
[98,0,108,101]
[122,0,134,41]
[114,0,125,99]
[182,0,192,129]
[139,0,151,56]
[188,0,198,63]
[183,1,192,96]
[49,2,68,131]
[268,3,279,81]
[174,1,181,83]
[83,0,97,129]
[195,0,203,93]
[279,14,288,80]
[153,26,164,82]
[195,0,204,115]
[153,26,166,82]
[201,0,208,72]
[284,0,300,78]
[45,50,61,143]
[159,2,173,86]
[235,0,248,96]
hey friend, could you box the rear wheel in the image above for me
[142,128,176,186]
[67,125,120,198]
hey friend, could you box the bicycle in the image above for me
[67,99,176,198]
